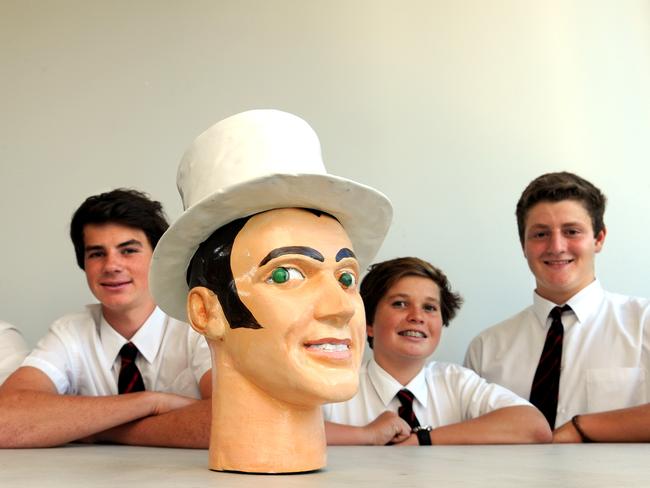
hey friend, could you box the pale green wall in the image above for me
[2,0,649,363]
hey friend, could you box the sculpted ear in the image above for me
[187,286,227,340]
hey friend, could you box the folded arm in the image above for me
[415,405,552,445]
[553,403,650,443]
[90,371,212,448]
[325,411,411,445]
[0,366,199,448]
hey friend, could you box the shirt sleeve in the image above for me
[0,325,30,384]
[21,319,77,394]
[448,364,531,420]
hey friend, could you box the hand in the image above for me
[392,433,419,446]
[552,420,582,443]
[145,392,198,416]
[364,411,412,445]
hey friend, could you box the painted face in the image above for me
[368,276,442,373]
[83,223,156,320]
[523,200,606,304]
[224,208,365,406]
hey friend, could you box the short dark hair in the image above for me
[360,257,463,348]
[70,188,169,269]
[516,172,607,246]
[186,208,337,330]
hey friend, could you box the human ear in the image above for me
[594,227,607,253]
[187,286,227,340]
[366,323,374,339]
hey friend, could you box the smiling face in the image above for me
[368,275,442,377]
[83,222,156,322]
[523,199,606,304]
[222,208,365,406]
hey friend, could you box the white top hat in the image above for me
[150,109,393,322]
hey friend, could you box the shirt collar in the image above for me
[532,279,603,328]
[100,307,167,365]
[367,357,429,408]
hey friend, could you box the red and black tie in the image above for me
[396,388,420,429]
[396,388,432,445]
[529,305,572,428]
[118,342,145,394]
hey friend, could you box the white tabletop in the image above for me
[0,444,648,487]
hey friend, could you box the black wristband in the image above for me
[413,426,432,445]
[571,415,593,443]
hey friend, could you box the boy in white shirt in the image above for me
[0,189,211,448]
[465,172,650,442]
[0,321,29,385]
[324,257,550,445]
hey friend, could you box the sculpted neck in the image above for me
[208,344,326,474]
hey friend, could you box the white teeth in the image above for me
[308,343,349,352]
[400,331,425,338]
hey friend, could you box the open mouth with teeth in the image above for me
[543,259,574,265]
[304,339,352,360]
[398,330,427,338]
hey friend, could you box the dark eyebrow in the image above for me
[117,239,144,249]
[335,248,356,262]
[388,292,439,303]
[84,239,143,254]
[84,244,105,254]
[259,246,325,266]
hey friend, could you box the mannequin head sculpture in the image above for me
[150,110,392,473]
[187,208,365,405]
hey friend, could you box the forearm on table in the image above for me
[556,404,650,443]
[325,421,374,445]
[0,389,160,448]
[93,398,212,448]
[429,406,552,445]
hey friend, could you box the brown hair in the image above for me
[70,188,168,270]
[516,172,606,246]
[360,257,463,348]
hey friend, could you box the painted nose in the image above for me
[314,276,356,327]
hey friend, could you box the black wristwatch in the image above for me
[412,425,433,445]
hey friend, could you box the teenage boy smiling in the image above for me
[465,172,650,442]
[324,257,550,446]
[0,189,211,448]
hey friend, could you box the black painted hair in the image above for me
[186,208,338,330]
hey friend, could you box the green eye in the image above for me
[267,266,305,284]
[271,267,290,284]
[339,272,355,288]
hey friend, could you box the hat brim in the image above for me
[150,173,392,322]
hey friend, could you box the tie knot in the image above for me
[549,304,572,321]
[396,388,415,407]
[119,342,139,361]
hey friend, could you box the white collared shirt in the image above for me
[464,280,650,427]
[323,357,529,427]
[0,321,29,385]
[22,305,211,398]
